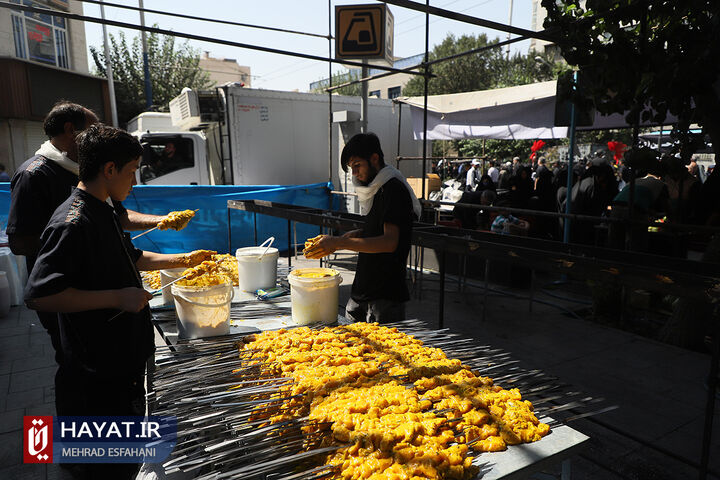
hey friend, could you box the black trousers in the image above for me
[55,367,146,480]
[346,298,406,324]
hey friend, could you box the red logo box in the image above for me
[23,416,53,463]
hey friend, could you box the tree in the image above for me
[310,71,361,96]
[541,0,720,158]
[402,33,558,97]
[91,29,213,125]
[402,33,560,159]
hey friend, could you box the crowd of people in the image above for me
[441,149,719,255]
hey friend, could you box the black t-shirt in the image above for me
[352,178,413,303]
[25,188,153,379]
[7,155,78,239]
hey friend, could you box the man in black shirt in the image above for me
[305,133,419,323]
[9,102,194,359]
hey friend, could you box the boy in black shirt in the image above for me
[25,124,212,419]
[305,133,419,323]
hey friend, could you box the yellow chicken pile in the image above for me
[212,254,239,286]
[142,255,238,289]
[158,209,195,230]
[177,261,233,287]
[242,323,549,480]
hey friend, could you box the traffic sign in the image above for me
[336,4,394,63]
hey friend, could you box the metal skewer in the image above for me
[132,208,200,240]
[107,273,190,322]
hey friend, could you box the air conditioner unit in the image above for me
[170,90,220,130]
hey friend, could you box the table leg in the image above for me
[562,459,571,480]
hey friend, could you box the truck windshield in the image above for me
[140,137,194,183]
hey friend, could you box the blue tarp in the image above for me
[0,183,335,254]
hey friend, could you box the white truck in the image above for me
[127,86,425,211]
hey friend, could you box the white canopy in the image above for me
[398,80,675,140]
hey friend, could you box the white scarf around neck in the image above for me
[353,165,422,220]
[35,140,79,176]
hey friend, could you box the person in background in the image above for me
[466,159,481,191]
[608,150,668,252]
[487,160,499,184]
[0,163,10,182]
[456,162,470,190]
[508,166,534,209]
[512,156,522,176]
[304,133,420,323]
[476,173,496,192]
[24,124,212,479]
[497,162,513,190]
[663,154,701,225]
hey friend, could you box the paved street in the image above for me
[1,254,718,479]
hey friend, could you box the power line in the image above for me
[384,0,556,42]
[79,0,331,40]
[0,1,424,77]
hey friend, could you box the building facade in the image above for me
[0,0,110,175]
[309,54,423,100]
[198,52,252,87]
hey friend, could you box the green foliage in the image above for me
[542,0,720,154]
[90,28,213,125]
[310,71,361,96]
[402,33,559,97]
[401,33,563,159]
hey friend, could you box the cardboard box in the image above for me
[406,174,441,199]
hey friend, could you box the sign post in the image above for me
[335,4,394,134]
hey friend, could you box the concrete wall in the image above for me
[68,0,88,73]
[0,119,45,175]
[367,72,414,99]
[199,53,251,87]
[0,7,14,57]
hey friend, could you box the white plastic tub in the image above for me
[287,268,342,326]
[160,267,186,304]
[236,246,279,292]
[171,282,234,339]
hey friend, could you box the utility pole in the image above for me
[506,0,514,60]
[99,0,118,126]
[360,61,368,133]
[139,0,153,109]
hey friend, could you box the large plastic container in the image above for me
[287,268,342,326]
[171,282,234,339]
[236,247,279,292]
[160,267,186,304]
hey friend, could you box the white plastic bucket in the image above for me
[160,267,186,304]
[236,241,279,292]
[287,268,342,326]
[171,282,234,339]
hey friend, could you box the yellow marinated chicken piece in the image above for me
[141,271,161,289]
[241,323,550,479]
[176,261,232,287]
[158,209,195,230]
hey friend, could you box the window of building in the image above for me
[369,90,381,98]
[10,0,70,69]
[140,137,195,183]
[388,86,401,99]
